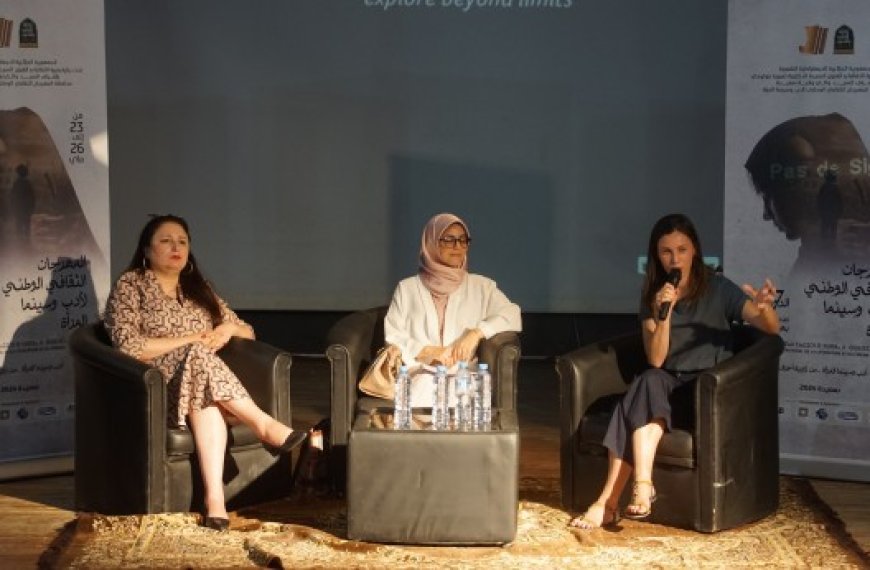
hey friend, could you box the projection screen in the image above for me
[105,0,728,312]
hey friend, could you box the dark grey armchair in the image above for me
[558,325,784,532]
[70,323,297,515]
[326,306,521,491]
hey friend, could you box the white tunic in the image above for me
[384,273,522,406]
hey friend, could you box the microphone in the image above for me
[657,268,682,321]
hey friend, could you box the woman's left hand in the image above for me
[450,328,484,364]
[742,278,777,311]
[203,322,236,351]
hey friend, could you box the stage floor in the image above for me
[0,358,867,567]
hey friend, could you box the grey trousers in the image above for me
[602,368,696,465]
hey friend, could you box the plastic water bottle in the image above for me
[478,363,492,430]
[455,361,472,430]
[471,367,482,429]
[432,365,448,430]
[394,365,411,430]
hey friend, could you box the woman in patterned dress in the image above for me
[104,215,306,531]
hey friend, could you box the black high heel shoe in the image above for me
[278,430,308,453]
[202,515,230,531]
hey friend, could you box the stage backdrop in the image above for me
[0,1,109,479]
[105,0,730,314]
[725,0,870,480]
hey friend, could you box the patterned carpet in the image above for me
[44,477,868,569]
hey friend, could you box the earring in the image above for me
[184,260,194,275]
[142,257,148,269]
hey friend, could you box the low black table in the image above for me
[347,408,520,545]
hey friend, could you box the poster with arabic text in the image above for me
[0,0,108,479]
[725,0,870,481]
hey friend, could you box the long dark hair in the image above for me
[126,214,223,325]
[642,213,710,312]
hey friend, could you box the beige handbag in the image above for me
[358,345,402,399]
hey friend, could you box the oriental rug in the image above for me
[41,477,868,569]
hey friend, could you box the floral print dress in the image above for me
[104,269,252,427]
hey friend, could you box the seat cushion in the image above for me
[166,424,263,456]
[578,395,695,469]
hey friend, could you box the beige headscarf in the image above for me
[418,213,469,337]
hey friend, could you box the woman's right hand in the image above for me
[137,332,211,361]
[199,323,237,352]
[644,281,679,367]
[450,328,483,364]
[416,345,453,367]
[654,281,679,321]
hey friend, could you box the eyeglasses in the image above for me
[438,236,471,248]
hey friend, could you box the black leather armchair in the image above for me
[70,323,296,515]
[326,306,521,491]
[558,325,784,532]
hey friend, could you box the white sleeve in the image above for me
[384,282,426,366]
[476,281,522,338]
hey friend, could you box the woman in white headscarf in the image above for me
[384,213,522,405]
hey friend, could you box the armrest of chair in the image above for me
[325,309,381,446]
[217,337,292,425]
[695,333,784,499]
[556,332,643,510]
[557,333,644,431]
[69,324,158,386]
[70,323,167,513]
[477,331,521,411]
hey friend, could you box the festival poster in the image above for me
[0,1,108,479]
[725,0,870,480]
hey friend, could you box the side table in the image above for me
[347,408,519,544]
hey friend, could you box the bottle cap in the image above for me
[478,363,489,371]
[459,361,468,368]
[436,365,447,373]
[399,365,409,373]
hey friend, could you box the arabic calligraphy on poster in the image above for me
[2,256,93,329]
[0,256,96,430]
[773,258,870,456]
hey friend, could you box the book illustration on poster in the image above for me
[744,112,870,278]
[798,25,855,56]
[0,107,104,263]
[0,107,105,463]
[834,25,855,55]
[19,18,38,49]
[740,111,870,473]
[798,25,828,55]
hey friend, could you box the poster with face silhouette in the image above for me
[725,0,870,481]
[0,1,108,478]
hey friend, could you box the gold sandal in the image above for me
[624,480,657,520]
[569,502,621,529]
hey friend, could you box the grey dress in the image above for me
[602,273,748,463]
